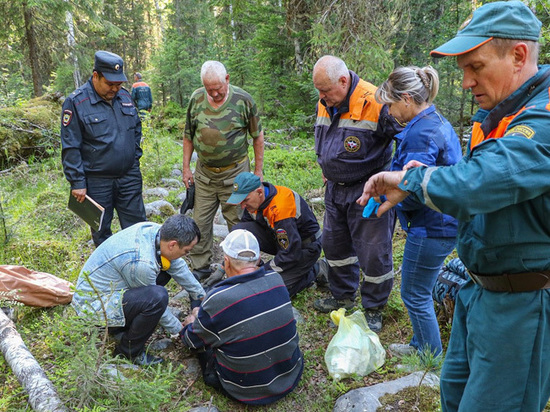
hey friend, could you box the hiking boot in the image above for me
[314,258,330,287]
[389,343,416,357]
[132,352,164,367]
[202,263,225,288]
[110,331,124,343]
[365,309,383,333]
[192,266,211,282]
[314,297,354,313]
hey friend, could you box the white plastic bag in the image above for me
[324,308,386,380]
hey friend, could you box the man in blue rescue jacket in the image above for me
[227,171,324,297]
[312,55,402,332]
[131,72,153,113]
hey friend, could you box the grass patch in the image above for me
[377,385,441,412]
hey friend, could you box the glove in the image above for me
[362,196,387,218]
[202,263,225,288]
[180,184,195,214]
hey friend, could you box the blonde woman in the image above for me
[375,66,462,356]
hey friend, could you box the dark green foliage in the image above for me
[154,101,187,134]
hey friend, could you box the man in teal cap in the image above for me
[226,172,326,297]
[357,1,550,410]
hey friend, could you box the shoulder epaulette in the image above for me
[70,88,83,98]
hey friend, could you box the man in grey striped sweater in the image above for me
[181,229,303,405]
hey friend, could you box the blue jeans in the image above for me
[401,234,455,356]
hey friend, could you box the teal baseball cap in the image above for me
[227,172,261,204]
[431,1,541,58]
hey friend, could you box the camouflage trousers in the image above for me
[188,158,250,270]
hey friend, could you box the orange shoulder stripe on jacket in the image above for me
[344,79,382,123]
[316,79,382,122]
[470,106,529,150]
[262,186,297,228]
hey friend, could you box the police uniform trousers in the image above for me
[87,164,146,246]
[189,158,250,271]
[233,221,320,297]
[440,281,550,412]
[323,181,395,309]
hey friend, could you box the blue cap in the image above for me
[431,1,541,58]
[226,172,261,204]
[94,51,127,82]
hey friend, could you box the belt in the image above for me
[302,230,322,245]
[469,270,550,292]
[334,160,392,187]
[202,156,247,173]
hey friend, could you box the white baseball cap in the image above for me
[220,229,260,262]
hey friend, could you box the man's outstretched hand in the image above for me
[356,171,409,217]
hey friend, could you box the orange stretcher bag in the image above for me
[0,265,73,307]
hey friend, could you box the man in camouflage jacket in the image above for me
[182,60,264,279]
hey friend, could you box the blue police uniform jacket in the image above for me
[399,65,550,275]
[61,77,142,190]
[391,104,462,238]
[314,70,401,183]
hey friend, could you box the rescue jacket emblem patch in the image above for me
[344,136,360,152]
[504,125,535,139]
[276,229,289,249]
[62,109,73,127]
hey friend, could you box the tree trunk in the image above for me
[65,7,82,89]
[293,38,303,74]
[229,1,237,43]
[154,0,165,37]
[0,309,67,412]
[22,1,42,97]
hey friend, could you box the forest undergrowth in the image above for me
[0,115,462,412]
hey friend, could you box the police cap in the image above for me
[94,51,127,82]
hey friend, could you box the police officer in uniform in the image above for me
[61,50,146,246]
[226,172,325,297]
[312,55,402,332]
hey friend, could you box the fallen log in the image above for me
[0,308,67,411]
